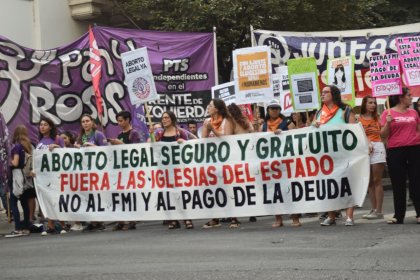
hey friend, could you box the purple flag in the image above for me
[0,26,215,141]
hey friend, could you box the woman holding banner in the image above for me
[260,99,300,228]
[314,85,356,226]
[152,111,197,229]
[75,114,108,232]
[202,99,235,228]
[359,96,386,220]
[381,88,420,224]
[36,117,68,235]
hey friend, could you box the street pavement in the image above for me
[1,190,420,280]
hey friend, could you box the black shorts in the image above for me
[22,188,37,199]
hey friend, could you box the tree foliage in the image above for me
[117,0,420,82]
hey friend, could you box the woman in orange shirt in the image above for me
[359,95,386,219]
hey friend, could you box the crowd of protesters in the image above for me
[1,85,420,237]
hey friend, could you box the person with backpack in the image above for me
[108,110,142,231]
[151,111,197,229]
[7,125,32,237]
[260,99,301,228]
[74,114,108,232]
[35,117,67,235]
[313,85,356,227]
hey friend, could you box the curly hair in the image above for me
[227,103,250,130]
[212,99,231,120]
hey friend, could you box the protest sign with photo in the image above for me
[396,36,420,86]
[326,56,355,107]
[232,46,273,104]
[211,82,236,105]
[370,53,402,97]
[34,124,369,221]
[288,57,320,111]
[121,47,158,105]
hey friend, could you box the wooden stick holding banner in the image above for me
[6,192,11,223]
[143,103,155,142]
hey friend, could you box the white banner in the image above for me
[121,47,158,105]
[34,124,369,221]
[232,46,273,105]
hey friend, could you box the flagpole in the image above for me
[213,27,219,86]
[143,103,155,142]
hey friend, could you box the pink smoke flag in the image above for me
[89,25,103,118]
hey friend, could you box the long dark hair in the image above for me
[227,103,250,130]
[291,112,307,126]
[161,111,177,127]
[327,84,347,110]
[334,64,346,85]
[212,98,231,120]
[361,95,378,121]
[61,131,76,147]
[389,87,409,108]
[38,117,58,140]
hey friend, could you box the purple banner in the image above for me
[0,26,215,141]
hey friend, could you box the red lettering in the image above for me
[260,161,270,181]
[244,163,256,182]
[137,170,145,189]
[270,160,282,179]
[101,173,110,190]
[60,174,68,192]
[294,158,306,177]
[174,168,183,187]
[207,166,217,185]
[306,157,319,176]
[320,155,334,175]
[223,165,234,184]
[282,159,294,179]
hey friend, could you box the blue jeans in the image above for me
[10,191,30,231]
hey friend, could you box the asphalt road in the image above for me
[1,190,420,280]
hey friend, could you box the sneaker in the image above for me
[203,219,221,229]
[70,223,83,231]
[60,229,69,234]
[41,227,56,236]
[362,209,375,219]
[22,229,31,235]
[319,212,328,220]
[5,230,24,238]
[365,212,384,220]
[320,218,336,226]
[344,218,354,226]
